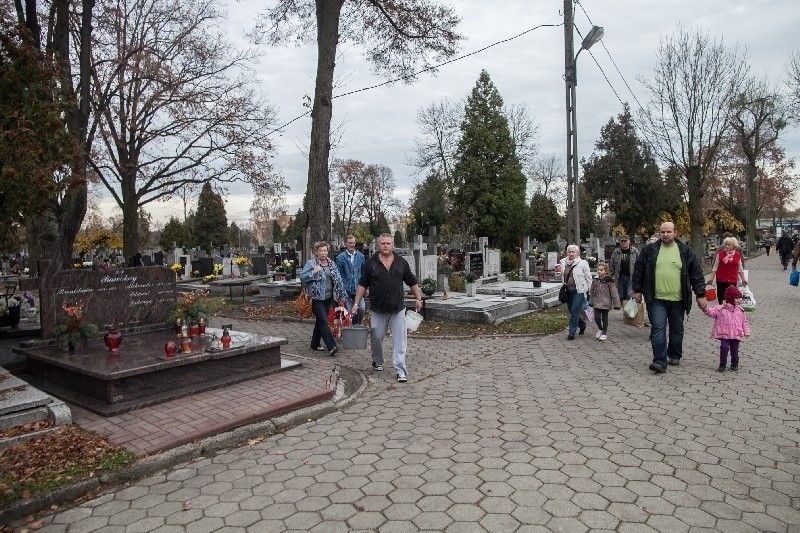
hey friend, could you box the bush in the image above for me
[449,273,465,292]
[501,251,517,273]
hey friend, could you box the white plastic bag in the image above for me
[740,286,756,312]
[623,298,639,319]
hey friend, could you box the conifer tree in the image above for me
[451,70,527,251]
[193,183,228,249]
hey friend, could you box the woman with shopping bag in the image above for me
[300,241,347,357]
[708,236,747,304]
[560,244,593,340]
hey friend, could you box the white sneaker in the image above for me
[595,330,603,340]
[599,334,607,341]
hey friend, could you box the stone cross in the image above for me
[412,235,428,283]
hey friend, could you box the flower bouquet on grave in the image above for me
[53,303,99,352]
[166,289,210,326]
[169,263,183,273]
[234,256,252,267]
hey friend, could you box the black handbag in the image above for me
[559,264,575,303]
[558,284,569,303]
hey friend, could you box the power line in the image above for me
[267,19,563,136]
[574,0,644,111]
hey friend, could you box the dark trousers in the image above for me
[719,338,740,366]
[780,251,791,269]
[715,281,736,305]
[311,298,336,351]
[594,309,609,334]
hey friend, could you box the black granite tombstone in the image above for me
[191,260,202,276]
[252,256,268,275]
[199,257,214,277]
[141,255,152,266]
[153,251,164,266]
[257,246,266,255]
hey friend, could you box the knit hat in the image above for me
[724,285,742,302]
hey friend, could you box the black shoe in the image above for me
[717,365,726,372]
[668,358,680,366]
[567,334,575,340]
[579,325,586,335]
[372,361,384,371]
[648,363,666,374]
[730,365,738,371]
[329,347,338,357]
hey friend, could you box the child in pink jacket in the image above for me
[703,285,751,372]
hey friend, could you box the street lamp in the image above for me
[564,0,603,247]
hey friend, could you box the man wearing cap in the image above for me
[610,235,638,304]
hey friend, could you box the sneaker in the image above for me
[644,322,651,327]
[311,346,326,352]
[595,330,603,340]
[730,365,738,371]
[567,334,575,341]
[668,358,680,366]
[372,361,384,371]
[648,362,667,374]
[599,334,607,341]
[717,365,726,372]
[328,347,338,357]
[397,374,407,383]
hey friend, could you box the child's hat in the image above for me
[724,285,742,301]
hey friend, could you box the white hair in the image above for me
[566,244,580,253]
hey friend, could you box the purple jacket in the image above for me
[703,303,751,340]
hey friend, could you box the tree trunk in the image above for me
[746,162,758,257]
[121,172,139,260]
[304,0,342,259]
[686,165,705,260]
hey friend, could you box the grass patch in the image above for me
[0,425,134,506]
[413,306,569,337]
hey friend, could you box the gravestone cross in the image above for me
[412,235,428,284]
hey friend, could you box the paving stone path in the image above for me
[11,253,800,532]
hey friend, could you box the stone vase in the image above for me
[437,274,450,293]
[465,282,477,297]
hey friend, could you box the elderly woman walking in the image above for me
[709,236,748,305]
[300,241,347,356]
[560,244,594,340]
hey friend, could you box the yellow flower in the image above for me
[170,263,183,273]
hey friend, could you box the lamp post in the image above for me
[564,0,603,247]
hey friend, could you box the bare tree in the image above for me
[528,153,565,205]
[639,26,748,258]
[786,50,800,120]
[505,102,540,172]
[728,75,789,252]
[253,0,462,258]
[407,97,462,183]
[89,0,283,258]
[330,159,368,236]
[362,164,402,237]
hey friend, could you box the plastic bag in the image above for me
[790,269,799,287]
[328,300,350,337]
[581,298,594,324]
[622,300,645,328]
[623,298,639,319]
[740,286,756,312]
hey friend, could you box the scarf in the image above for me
[722,251,736,264]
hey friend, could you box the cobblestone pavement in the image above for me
[11,253,800,532]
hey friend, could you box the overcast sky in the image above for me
[123,0,799,228]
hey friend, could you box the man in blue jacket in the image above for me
[351,234,423,383]
[335,235,366,324]
[631,222,708,374]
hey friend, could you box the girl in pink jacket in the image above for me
[703,285,751,372]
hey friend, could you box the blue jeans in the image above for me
[370,309,408,377]
[646,299,685,367]
[567,289,586,336]
[617,275,632,301]
[311,298,336,351]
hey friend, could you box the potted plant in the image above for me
[464,271,478,297]
[53,304,99,352]
[419,278,437,296]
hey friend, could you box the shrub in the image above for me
[501,251,517,273]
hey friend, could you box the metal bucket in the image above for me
[341,325,368,349]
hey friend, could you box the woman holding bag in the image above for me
[300,241,346,356]
[560,244,593,340]
[709,237,747,305]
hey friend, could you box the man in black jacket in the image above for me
[352,234,423,383]
[776,233,794,270]
[631,222,708,374]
